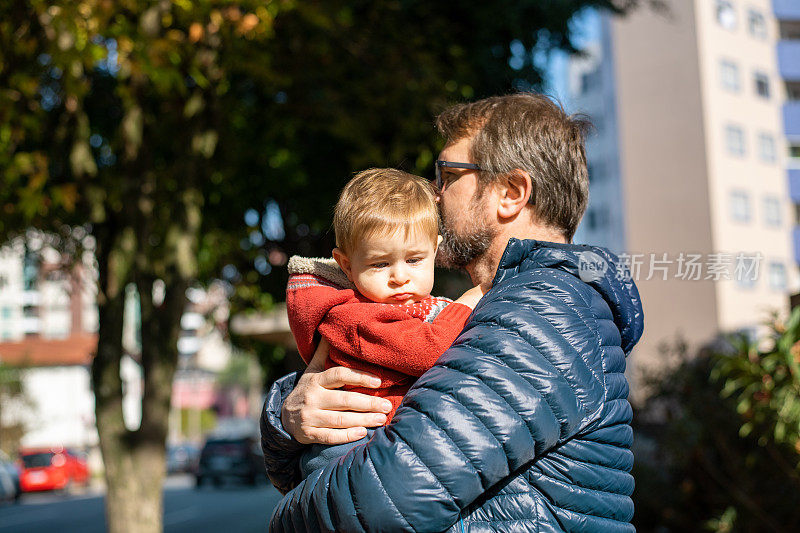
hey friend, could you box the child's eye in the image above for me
[371,262,388,268]
[407,258,423,264]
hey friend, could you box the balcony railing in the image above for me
[784,101,800,137]
[788,169,800,203]
[774,0,800,21]
[21,290,40,306]
[778,41,800,81]
[21,316,41,334]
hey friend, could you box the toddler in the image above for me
[286,168,485,476]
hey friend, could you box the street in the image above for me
[0,475,282,533]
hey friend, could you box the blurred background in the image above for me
[1,0,799,532]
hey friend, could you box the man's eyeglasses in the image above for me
[434,160,482,190]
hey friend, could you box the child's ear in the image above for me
[332,248,353,281]
[436,234,443,250]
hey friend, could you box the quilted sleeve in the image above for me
[269,273,608,532]
[260,372,307,494]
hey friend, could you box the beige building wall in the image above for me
[610,0,719,375]
[693,0,797,331]
[608,0,796,377]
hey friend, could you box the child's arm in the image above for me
[453,283,491,310]
[319,297,479,378]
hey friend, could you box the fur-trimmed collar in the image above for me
[287,255,355,290]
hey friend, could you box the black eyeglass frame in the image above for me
[434,160,482,190]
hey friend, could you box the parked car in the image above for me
[195,436,265,487]
[18,447,90,493]
[0,451,20,503]
[166,443,199,474]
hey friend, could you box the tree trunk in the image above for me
[92,221,184,533]
[91,179,201,532]
[93,223,159,533]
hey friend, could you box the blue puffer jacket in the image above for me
[261,239,644,532]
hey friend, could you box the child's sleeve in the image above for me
[318,301,472,377]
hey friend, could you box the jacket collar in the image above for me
[493,238,644,355]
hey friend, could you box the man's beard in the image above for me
[436,195,497,269]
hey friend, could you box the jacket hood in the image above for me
[492,238,644,355]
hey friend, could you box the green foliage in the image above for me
[713,309,800,453]
[216,349,257,389]
[632,331,800,532]
[0,363,30,455]
[0,0,647,308]
[179,407,216,435]
[0,1,651,525]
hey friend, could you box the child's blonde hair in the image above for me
[334,168,439,254]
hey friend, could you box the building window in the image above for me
[730,190,751,222]
[586,210,597,231]
[725,125,746,156]
[585,206,610,231]
[592,115,604,135]
[579,69,600,95]
[720,60,740,92]
[737,274,756,289]
[768,262,787,291]
[791,144,800,163]
[754,72,770,98]
[716,0,737,30]
[1,306,10,320]
[787,81,800,102]
[779,20,800,40]
[763,196,782,227]
[22,252,38,291]
[758,133,776,163]
[587,161,606,184]
[748,10,766,39]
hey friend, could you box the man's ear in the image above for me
[496,170,532,220]
[332,248,353,281]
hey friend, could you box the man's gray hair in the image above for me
[436,93,591,242]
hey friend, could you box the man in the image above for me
[261,93,644,532]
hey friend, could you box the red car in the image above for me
[18,447,90,493]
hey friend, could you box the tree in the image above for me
[0,363,31,455]
[631,318,800,532]
[0,1,649,531]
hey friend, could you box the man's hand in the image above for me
[281,339,394,445]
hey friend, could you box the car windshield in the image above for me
[22,452,54,468]
[202,440,247,458]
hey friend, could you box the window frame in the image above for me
[725,124,747,157]
[754,71,770,99]
[716,0,737,30]
[758,132,777,163]
[747,8,767,39]
[719,59,741,92]
[730,190,752,223]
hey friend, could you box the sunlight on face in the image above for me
[343,227,439,305]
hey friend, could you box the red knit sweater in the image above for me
[286,271,472,422]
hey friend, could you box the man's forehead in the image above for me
[439,136,473,161]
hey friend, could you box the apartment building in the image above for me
[0,235,234,449]
[569,0,799,379]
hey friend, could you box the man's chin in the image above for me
[436,228,494,270]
